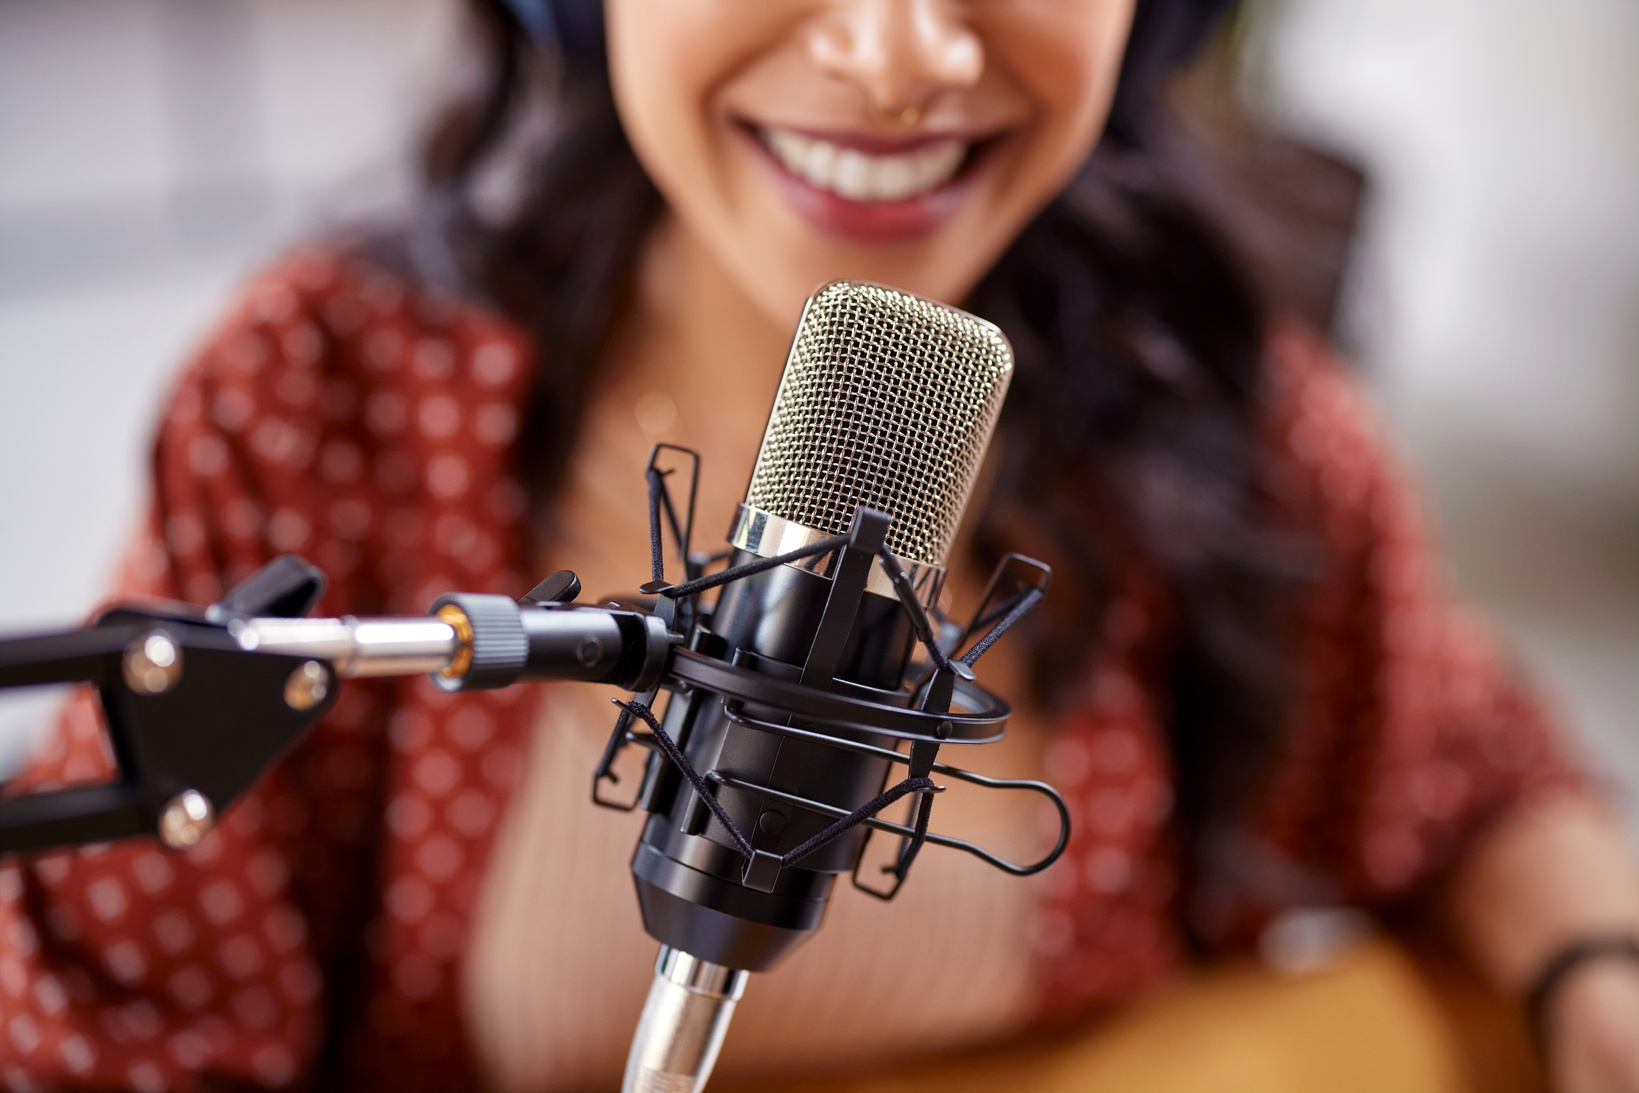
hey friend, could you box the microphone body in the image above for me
[621,282,1014,1090]
[629,543,914,970]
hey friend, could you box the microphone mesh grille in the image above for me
[744,281,1014,567]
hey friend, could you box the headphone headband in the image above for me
[500,0,606,61]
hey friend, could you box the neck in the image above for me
[597,214,795,546]
[620,214,794,407]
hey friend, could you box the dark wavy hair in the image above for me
[384,0,1296,924]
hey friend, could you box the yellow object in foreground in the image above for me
[730,939,1532,1093]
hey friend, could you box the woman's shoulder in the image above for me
[149,242,537,610]
[182,243,531,403]
[1255,319,1409,550]
[161,241,536,485]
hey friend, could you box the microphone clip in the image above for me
[589,445,1070,901]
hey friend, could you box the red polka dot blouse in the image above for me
[0,247,1582,1090]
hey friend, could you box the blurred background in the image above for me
[1,0,1634,834]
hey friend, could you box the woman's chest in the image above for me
[454,357,1125,1088]
[460,678,1051,1091]
[460,455,1068,1090]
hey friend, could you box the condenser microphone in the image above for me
[620,281,1014,1093]
[1,281,1061,1093]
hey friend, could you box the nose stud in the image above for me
[867,98,926,130]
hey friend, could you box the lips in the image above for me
[746,124,993,243]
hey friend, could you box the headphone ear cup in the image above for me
[546,0,607,62]
[494,0,551,38]
[497,0,607,63]
[1108,0,1238,142]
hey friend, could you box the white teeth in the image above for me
[760,127,968,202]
[766,127,806,168]
[834,149,871,200]
[803,139,837,182]
[875,156,916,199]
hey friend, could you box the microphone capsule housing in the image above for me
[628,282,1015,972]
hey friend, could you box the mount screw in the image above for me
[283,660,330,711]
[157,789,215,850]
[123,630,182,695]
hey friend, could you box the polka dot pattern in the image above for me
[2,249,533,1091]
[0,259,1581,1086]
[1245,324,1578,910]
[1031,322,1581,1022]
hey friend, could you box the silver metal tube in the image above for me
[728,504,942,605]
[622,947,748,1093]
[228,616,458,678]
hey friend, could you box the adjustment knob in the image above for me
[429,593,528,691]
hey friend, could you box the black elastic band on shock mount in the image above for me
[658,535,849,601]
[959,586,1045,667]
[613,698,936,872]
[876,551,964,679]
[644,466,669,587]
[888,776,937,882]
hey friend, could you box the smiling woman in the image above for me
[604,0,1128,301]
[2,2,1637,1092]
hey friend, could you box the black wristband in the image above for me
[1525,935,1639,1041]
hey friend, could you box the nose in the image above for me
[808,0,983,117]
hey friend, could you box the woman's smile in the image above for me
[759,127,969,202]
[608,0,1134,318]
[745,123,1005,241]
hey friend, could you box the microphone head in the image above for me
[741,281,1014,570]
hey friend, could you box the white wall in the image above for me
[0,0,455,770]
[1247,0,1638,498]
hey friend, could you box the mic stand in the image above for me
[0,556,342,853]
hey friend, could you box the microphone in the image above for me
[616,281,1015,1092]
[1,282,1069,1093]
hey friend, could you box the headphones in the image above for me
[498,0,605,63]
